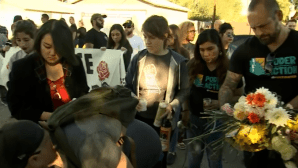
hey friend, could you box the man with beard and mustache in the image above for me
[123,20,145,60]
[218,0,298,167]
[85,13,108,49]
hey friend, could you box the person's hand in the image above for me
[6,64,9,69]
[49,152,64,168]
[181,110,190,127]
[204,100,219,110]
[161,104,173,120]
[121,47,127,52]
[100,47,107,51]
[135,98,143,112]
[39,121,49,130]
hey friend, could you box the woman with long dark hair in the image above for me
[182,29,243,168]
[168,24,190,60]
[7,19,89,124]
[107,24,133,72]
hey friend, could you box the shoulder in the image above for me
[86,28,95,35]
[170,49,187,63]
[11,53,39,76]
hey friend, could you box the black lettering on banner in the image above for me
[77,53,83,59]
[84,54,93,74]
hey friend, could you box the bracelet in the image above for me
[286,104,294,109]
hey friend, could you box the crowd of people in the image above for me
[0,0,298,167]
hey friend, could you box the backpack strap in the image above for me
[124,135,137,168]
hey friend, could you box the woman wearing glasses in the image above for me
[219,23,237,59]
[182,29,243,168]
[7,19,89,124]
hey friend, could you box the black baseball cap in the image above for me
[0,120,44,168]
[123,20,134,27]
[91,13,107,23]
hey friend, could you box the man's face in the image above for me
[94,17,104,29]
[41,17,48,24]
[247,5,281,45]
[124,25,134,36]
[187,26,196,42]
[69,17,75,25]
[143,32,165,55]
[287,22,296,30]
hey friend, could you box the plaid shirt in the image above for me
[0,26,8,38]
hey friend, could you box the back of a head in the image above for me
[0,120,44,168]
[42,14,49,20]
[219,23,233,35]
[48,86,139,167]
[13,20,37,39]
[13,15,22,23]
[34,19,78,66]
[248,0,280,17]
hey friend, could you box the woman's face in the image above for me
[199,41,220,64]
[187,26,196,42]
[221,29,234,44]
[111,29,122,44]
[143,31,166,55]
[15,32,34,54]
[40,34,61,65]
[167,29,175,47]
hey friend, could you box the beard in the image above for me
[96,21,103,29]
[126,30,133,36]
[256,21,281,45]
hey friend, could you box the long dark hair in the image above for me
[107,24,130,49]
[169,24,182,53]
[188,29,229,86]
[34,19,78,66]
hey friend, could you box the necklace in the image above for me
[47,76,65,100]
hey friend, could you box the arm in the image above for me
[85,43,94,48]
[7,61,45,122]
[286,96,298,109]
[218,71,243,107]
[125,53,138,94]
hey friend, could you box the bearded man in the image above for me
[85,13,108,49]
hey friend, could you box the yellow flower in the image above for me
[287,119,298,132]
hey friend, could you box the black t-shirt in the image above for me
[70,24,77,33]
[85,28,108,49]
[230,30,298,104]
[138,51,171,119]
[77,27,87,39]
[190,66,243,116]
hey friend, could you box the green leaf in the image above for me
[271,126,277,134]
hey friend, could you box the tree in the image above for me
[276,0,292,21]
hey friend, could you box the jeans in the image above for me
[169,107,181,153]
[186,114,223,168]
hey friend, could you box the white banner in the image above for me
[75,49,126,91]
[0,48,126,91]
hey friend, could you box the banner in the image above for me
[0,48,126,91]
[75,48,126,91]
[0,47,21,88]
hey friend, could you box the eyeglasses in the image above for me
[265,53,275,74]
[226,33,234,38]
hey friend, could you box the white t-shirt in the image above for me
[128,35,145,60]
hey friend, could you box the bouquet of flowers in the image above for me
[184,87,298,167]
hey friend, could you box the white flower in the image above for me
[256,87,277,109]
[234,102,246,111]
[238,96,246,103]
[234,110,248,121]
[284,161,297,168]
[265,107,290,127]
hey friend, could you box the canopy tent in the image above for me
[0,0,75,14]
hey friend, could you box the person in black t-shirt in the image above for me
[219,0,298,168]
[183,29,243,168]
[125,15,189,168]
[69,16,78,46]
[105,24,133,72]
[77,20,87,48]
[85,13,108,49]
